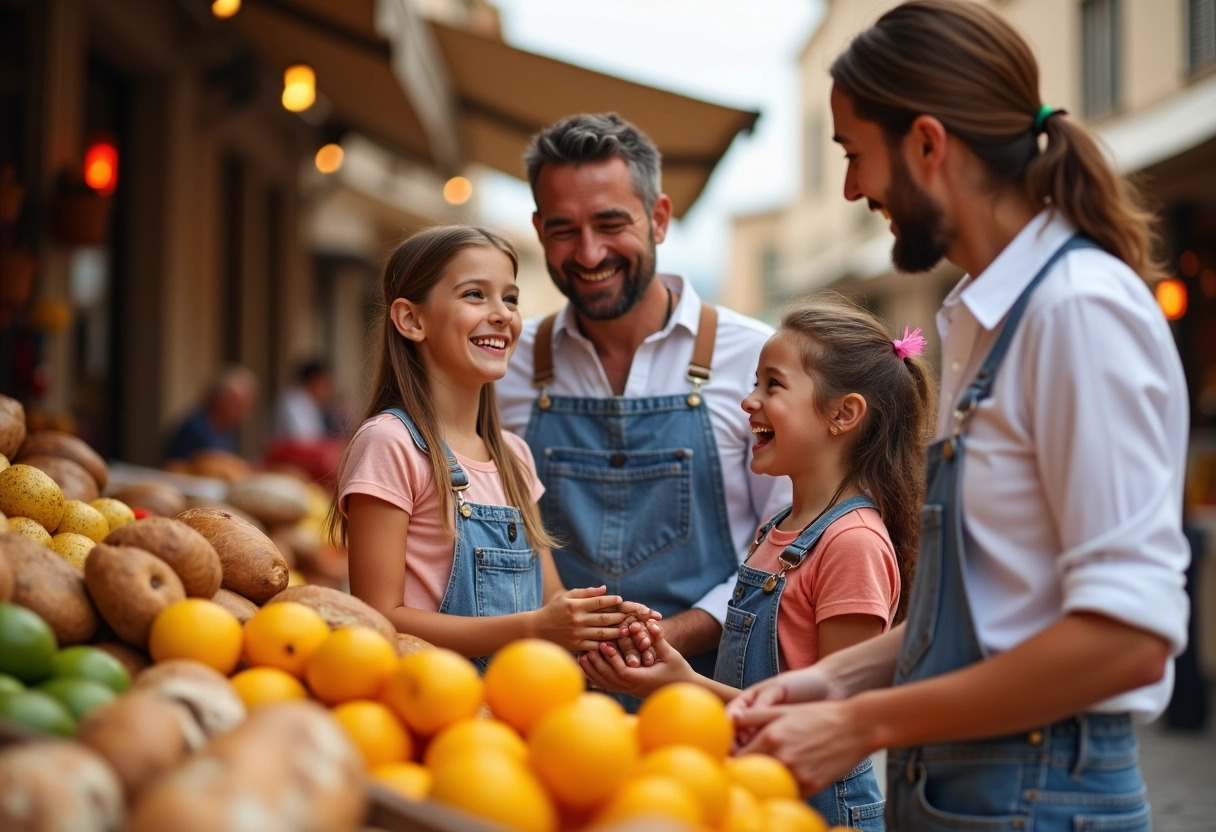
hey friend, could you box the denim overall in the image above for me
[384,409,541,672]
[885,237,1150,831]
[714,496,887,830]
[525,306,739,695]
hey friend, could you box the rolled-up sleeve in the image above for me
[1026,285,1190,655]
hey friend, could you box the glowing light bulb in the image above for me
[282,64,316,113]
[443,176,473,205]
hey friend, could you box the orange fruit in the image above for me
[725,753,801,801]
[370,761,431,801]
[424,717,527,769]
[594,774,703,828]
[242,601,330,677]
[430,750,557,832]
[762,797,830,832]
[148,599,243,674]
[636,681,733,758]
[527,694,639,811]
[229,666,309,709]
[483,639,583,735]
[304,626,396,705]
[383,648,483,736]
[634,744,729,825]
[720,782,764,832]
[331,699,413,768]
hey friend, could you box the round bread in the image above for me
[226,473,310,526]
[0,530,98,644]
[134,659,246,738]
[0,741,124,832]
[103,516,222,598]
[16,430,108,491]
[210,587,259,624]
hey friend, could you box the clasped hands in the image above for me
[532,585,662,656]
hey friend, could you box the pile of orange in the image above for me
[145,603,832,832]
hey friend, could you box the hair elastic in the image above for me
[1033,105,1063,135]
[892,326,926,360]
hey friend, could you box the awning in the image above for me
[427,21,760,218]
[228,0,759,217]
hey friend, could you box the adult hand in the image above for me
[579,620,695,699]
[533,586,631,652]
[727,665,845,749]
[733,699,872,797]
[616,615,658,667]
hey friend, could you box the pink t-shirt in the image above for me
[749,507,899,672]
[338,413,545,612]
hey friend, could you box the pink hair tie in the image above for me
[892,326,926,360]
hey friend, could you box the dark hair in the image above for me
[830,0,1162,280]
[524,112,662,212]
[299,359,329,384]
[327,225,555,550]
[782,297,936,623]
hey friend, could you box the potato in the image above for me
[267,584,396,646]
[175,507,289,604]
[0,463,65,532]
[0,394,25,459]
[110,482,186,518]
[84,543,185,647]
[17,454,99,502]
[0,531,98,644]
[103,516,223,598]
[16,430,108,491]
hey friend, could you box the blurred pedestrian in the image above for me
[272,359,338,442]
[164,364,257,464]
[728,3,1191,829]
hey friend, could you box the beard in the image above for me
[547,227,658,321]
[887,153,954,274]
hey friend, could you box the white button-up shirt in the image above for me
[937,210,1190,720]
[498,274,793,622]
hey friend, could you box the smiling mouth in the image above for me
[751,424,774,447]
[471,336,508,351]
[573,266,619,284]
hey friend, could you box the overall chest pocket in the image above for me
[538,447,693,576]
[473,547,542,618]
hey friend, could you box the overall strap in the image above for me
[949,235,1099,439]
[381,408,469,491]
[531,303,720,405]
[746,504,795,557]
[757,494,878,594]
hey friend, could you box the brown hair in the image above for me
[782,297,936,623]
[326,225,555,551]
[830,0,1162,280]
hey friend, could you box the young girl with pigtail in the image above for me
[581,297,935,829]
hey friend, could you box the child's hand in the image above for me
[533,586,632,652]
[613,606,664,668]
[578,620,695,699]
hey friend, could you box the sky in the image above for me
[477,0,826,300]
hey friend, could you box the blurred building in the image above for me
[727,0,1216,676]
[0,0,757,466]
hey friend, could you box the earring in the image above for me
[829,425,840,435]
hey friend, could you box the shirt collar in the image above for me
[956,210,1077,331]
[552,273,700,341]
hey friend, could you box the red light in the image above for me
[83,140,118,195]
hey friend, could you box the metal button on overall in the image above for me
[609,453,627,467]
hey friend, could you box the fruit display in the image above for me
[0,394,831,831]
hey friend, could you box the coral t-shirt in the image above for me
[338,413,545,612]
[748,507,899,672]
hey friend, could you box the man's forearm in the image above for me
[661,608,722,657]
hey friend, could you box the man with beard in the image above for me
[496,113,790,698]
[727,2,1190,830]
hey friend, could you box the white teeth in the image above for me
[471,337,506,349]
[578,267,617,283]
[751,426,774,436]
